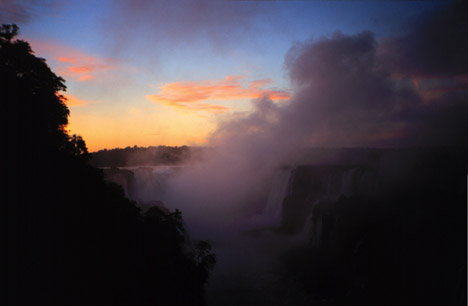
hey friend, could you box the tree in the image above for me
[4,24,214,306]
[2,24,71,152]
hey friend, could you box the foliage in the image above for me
[90,145,193,167]
[4,24,214,306]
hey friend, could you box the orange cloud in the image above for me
[249,78,273,88]
[146,75,290,113]
[61,93,90,107]
[390,74,468,102]
[407,76,468,102]
[57,56,77,64]
[79,75,94,81]
[68,65,94,74]
[27,39,118,82]
[58,61,116,82]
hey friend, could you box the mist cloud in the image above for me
[211,1,468,149]
[164,1,467,233]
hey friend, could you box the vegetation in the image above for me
[4,24,215,306]
[90,145,194,167]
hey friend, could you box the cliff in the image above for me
[279,147,467,306]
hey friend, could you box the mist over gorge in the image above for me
[94,3,467,304]
[6,0,467,305]
[133,0,467,230]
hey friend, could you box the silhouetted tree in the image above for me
[4,24,214,306]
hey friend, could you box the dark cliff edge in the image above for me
[279,147,467,306]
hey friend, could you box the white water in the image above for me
[262,167,294,227]
[295,199,320,243]
[325,167,358,197]
[102,166,183,204]
[340,167,358,197]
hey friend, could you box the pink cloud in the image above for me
[61,93,90,107]
[27,39,118,82]
[79,75,95,82]
[146,75,290,113]
[57,56,77,64]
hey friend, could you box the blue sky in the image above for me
[1,0,448,151]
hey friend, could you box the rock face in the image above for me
[279,165,377,235]
[279,148,467,306]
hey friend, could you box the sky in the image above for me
[1,0,465,152]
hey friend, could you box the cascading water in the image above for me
[103,166,182,204]
[129,166,182,203]
[296,200,320,242]
[325,167,358,197]
[290,167,363,243]
[340,167,358,197]
[129,167,163,202]
[262,167,294,227]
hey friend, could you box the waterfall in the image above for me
[263,167,294,227]
[325,167,358,197]
[296,200,320,242]
[113,172,131,197]
[129,166,180,202]
[102,166,181,204]
[340,167,358,197]
[129,167,161,202]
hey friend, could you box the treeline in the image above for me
[90,145,197,167]
[4,24,214,306]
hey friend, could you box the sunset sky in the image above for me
[0,0,458,151]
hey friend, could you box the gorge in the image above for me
[98,147,467,306]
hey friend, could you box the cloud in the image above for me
[0,0,59,24]
[210,30,415,149]
[28,40,118,82]
[57,56,76,64]
[154,1,468,237]
[102,0,269,54]
[61,93,90,107]
[57,58,116,82]
[412,78,468,102]
[379,1,468,78]
[78,75,95,82]
[146,75,290,113]
[208,1,468,151]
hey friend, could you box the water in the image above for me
[101,165,183,203]
[263,167,294,227]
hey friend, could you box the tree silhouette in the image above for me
[4,24,215,306]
